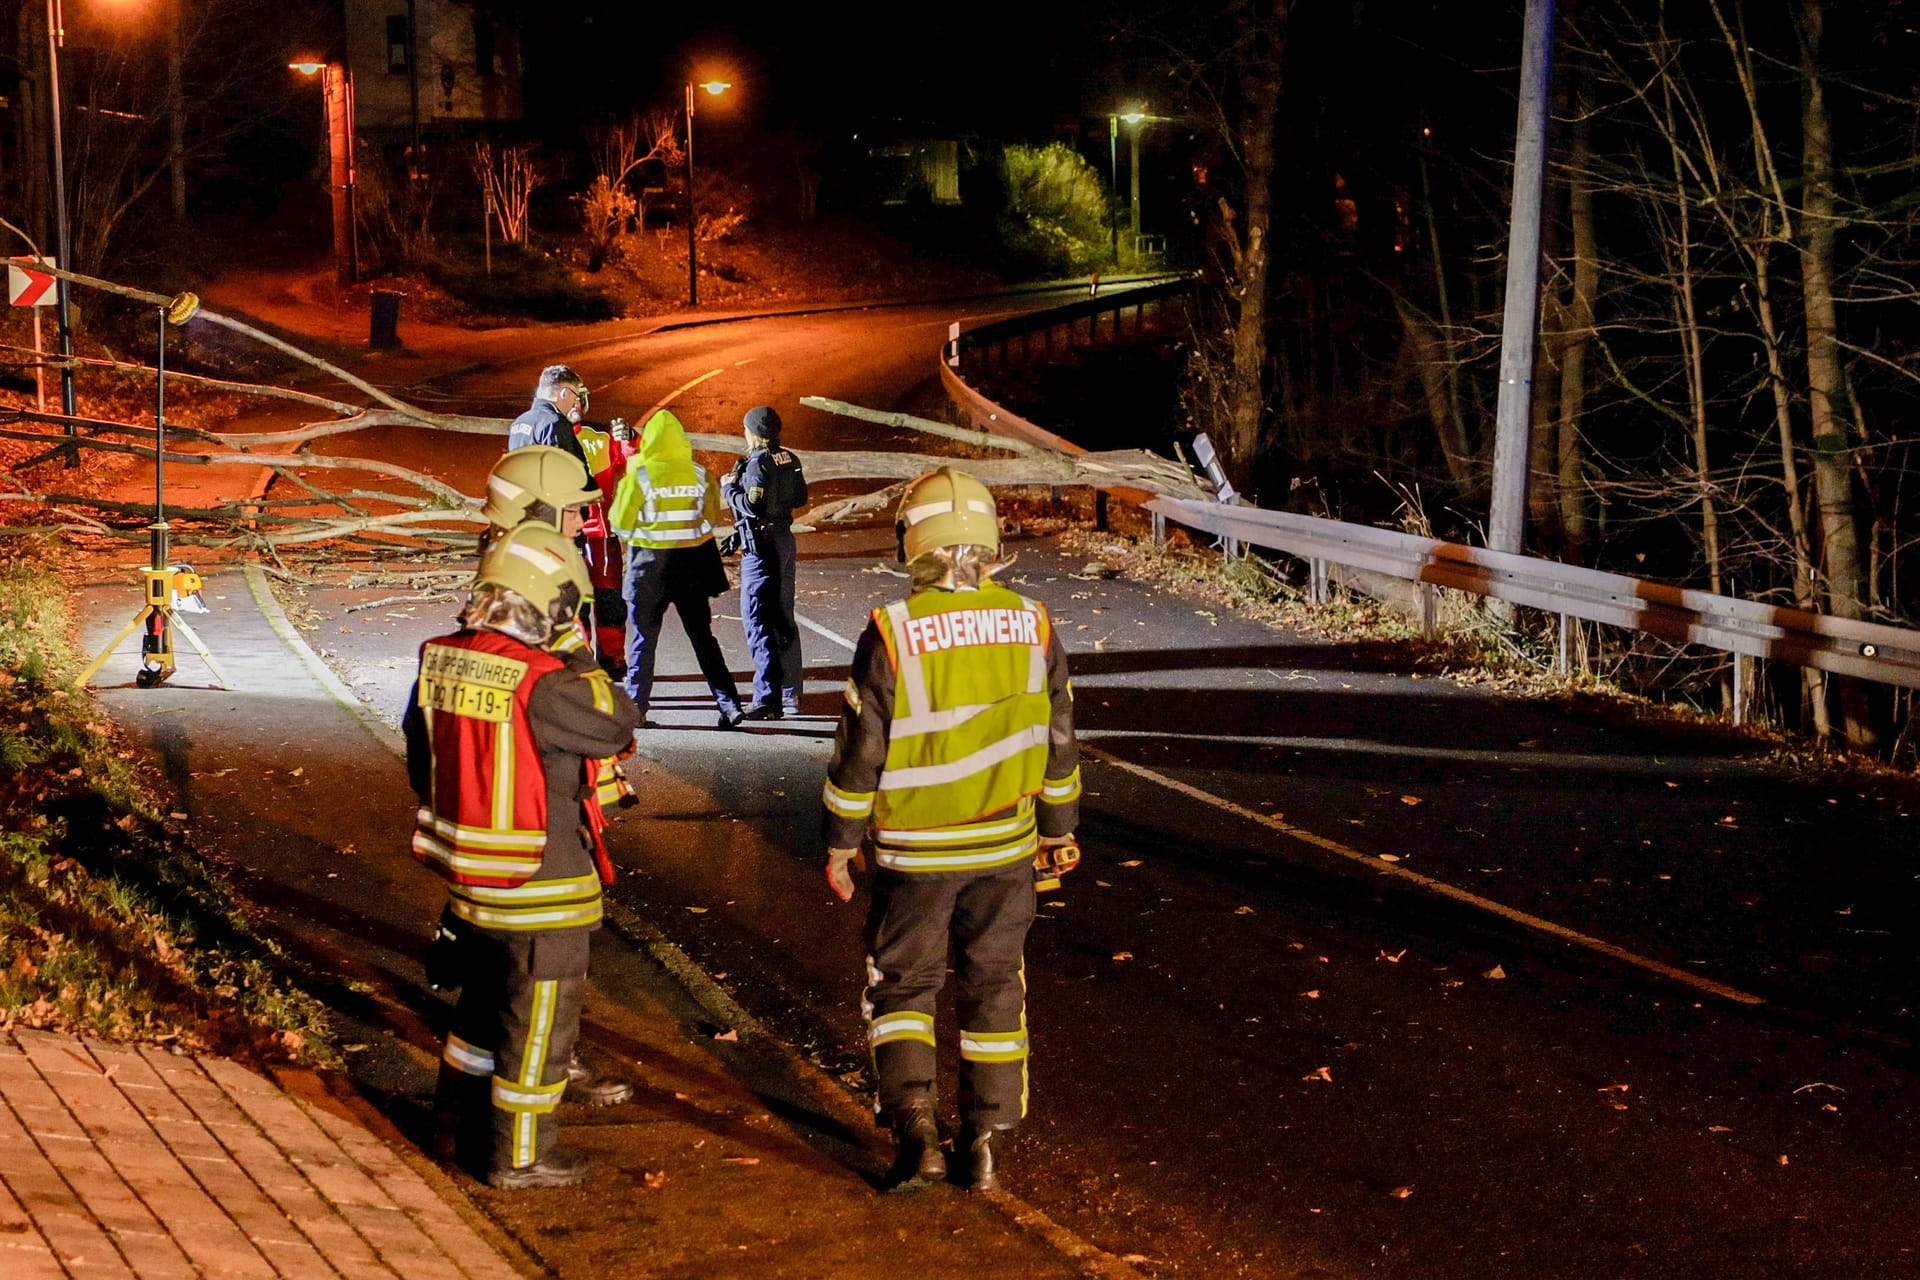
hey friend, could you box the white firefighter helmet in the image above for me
[896,466,1000,563]
[482,446,601,530]
[475,522,592,616]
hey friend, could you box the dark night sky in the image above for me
[525,0,1146,135]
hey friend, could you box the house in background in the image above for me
[345,0,523,137]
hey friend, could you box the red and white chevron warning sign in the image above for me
[8,257,56,307]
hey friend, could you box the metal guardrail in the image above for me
[940,290,1920,706]
[945,275,1191,372]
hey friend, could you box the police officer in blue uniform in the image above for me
[722,406,809,720]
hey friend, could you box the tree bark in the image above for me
[1556,98,1595,560]
[1221,2,1287,495]
[1798,0,1873,748]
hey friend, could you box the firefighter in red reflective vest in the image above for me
[481,446,639,821]
[404,524,640,1189]
[820,467,1082,1193]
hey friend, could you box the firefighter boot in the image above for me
[964,1124,1015,1193]
[488,1146,590,1191]
[885,1098,946,1193]
[563,1053,633,1106]
[431,1064,491,1169]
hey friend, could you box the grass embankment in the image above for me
[0,538,332,1064]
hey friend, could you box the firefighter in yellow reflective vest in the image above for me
[606,408,746,727]
[404,524,640,1189]
[820,467,1081,1193]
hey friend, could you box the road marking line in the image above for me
[1078,727,1733,778]
[639,367,725,423]
[1078,742,1766,1008]
[732,357,757,367]
[797,613,857,651]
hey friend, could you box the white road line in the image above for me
[638,367,726,423]
[732,357,757,367]
[1079,743,1765,1008]
[1078,727,1732,777]
[798,613,858,650]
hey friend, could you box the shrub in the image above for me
[998,143,1112,278]
[426,243,621,321]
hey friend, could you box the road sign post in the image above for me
[10,258,56,414]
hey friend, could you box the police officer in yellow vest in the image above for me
[405,525,640,1189]
[821,468,1082,1193]
[606,409,746,727]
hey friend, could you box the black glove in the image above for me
[421,905,473,992]
[718,529,743,556]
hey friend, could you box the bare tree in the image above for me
[470,141,540,245]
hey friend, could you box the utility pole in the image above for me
[1108,115,1119,262]
[404,0,421,181]
[167,0,185,222]
[1128,122,1142,253]
[685,81,698,306]
[1486,0,1555,558]
[44,0,77,455]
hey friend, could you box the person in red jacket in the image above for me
[405,524,640,1189]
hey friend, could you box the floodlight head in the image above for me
[164,292,200,326]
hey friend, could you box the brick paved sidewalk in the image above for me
[0,1030,522,1280]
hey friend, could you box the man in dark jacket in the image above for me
[721,405,809,719]
[507,365,592,461]
[405,524,640,1189]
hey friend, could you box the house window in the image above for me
[475,15,496,76]
[386,16,409,75]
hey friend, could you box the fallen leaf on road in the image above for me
[1095,880,1112,887]
[722,1157,760,1165]
[1599,1083,1630,1093]
[1112,951,1134,962]
[687,906,709,914]
[1234,906,1255,915]
[1304,1066,1333,1083]
[290,767,305,778]
[169,812,189,820]
[1122,1255,1151,1265]
[1378,949,1406,963]
[1708,1125,1732,1133]
[1390,1186,1414,1199]
[1118,860,1142,868]
[1483,964,1507,979]
[643,1170,667,1190]
[1302,990,1320,999]
[188,768,235,778]
[713,1028,739,1042]
[1442,979,1464,988]
[1400,795,1422,806]
[1777,1155,1790,1166]
[1378,852,1402,863]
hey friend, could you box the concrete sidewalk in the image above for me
[0,1029,519,1280]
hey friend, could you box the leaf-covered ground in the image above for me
[0,537,333,1064]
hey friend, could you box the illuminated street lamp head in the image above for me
[1120,108,1147,124]
[289,60,323,76]
[698,80,732,96]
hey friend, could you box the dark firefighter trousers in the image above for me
[434,926,588,1172]
[740,525,802,707]
[863,858,1034,1131]
[581,531,627,681]
[621,550,742,714]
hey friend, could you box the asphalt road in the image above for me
[273,294,1920,1277]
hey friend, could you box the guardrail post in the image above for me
[1309,558,1328,606]
[1095,489,1109,531]
[1152,510,1166,549]
[1732,652,1747,727]
[1420,582,1437,638]
[946,322,961,370]
[1556,613,1569,676]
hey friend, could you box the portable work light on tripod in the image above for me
[76,292,231,690]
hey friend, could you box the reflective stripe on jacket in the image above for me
[411,631,564,887]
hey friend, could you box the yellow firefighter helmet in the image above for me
[475,523,592,615]
[482,445,602,530]
[896,467,1000,563]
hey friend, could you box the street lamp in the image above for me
[1120,107,1150,256]
[684,77,732,307]
[290,59,359,287]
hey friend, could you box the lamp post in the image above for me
[1107,114,1120,263]
[291,59,359,287]
[1120,109,1148,255]
[684,77,731,307]
[43,0,77,457]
